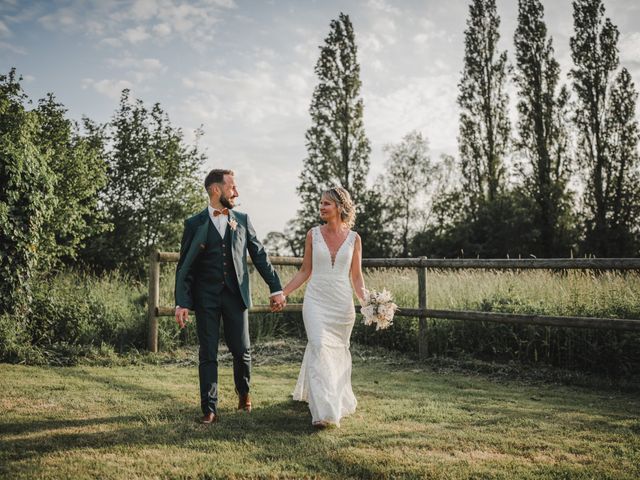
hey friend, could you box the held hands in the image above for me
[175,307,190,329]
[270,293,287,312]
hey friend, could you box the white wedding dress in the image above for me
[292,226,358,426]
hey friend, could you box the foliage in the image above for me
[412,191,540,259]
[262,231,293,256]
[570,0,640,256]
[379,131,437,257]
[0,269,147,365]
[0,69,55,315]
[513,0,577,257]
[88,90,206,275]
[596,67,640,254]
[457,0,511,207]
[34,93,110,269]
[356,187,394,257]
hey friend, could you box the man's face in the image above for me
[219,174,239,209]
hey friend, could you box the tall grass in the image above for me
[0,269,147,365]
[3,264,638,373]
[239,266,640,373]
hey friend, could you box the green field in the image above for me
[2,341,639,479]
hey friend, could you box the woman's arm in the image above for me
[350,233,366,303]
[282,230,313,297]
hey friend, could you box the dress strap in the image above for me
[311,226,322,245]
[346,230,357,247]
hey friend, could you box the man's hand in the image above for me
[175,307,190,329]
[270,293,287,312]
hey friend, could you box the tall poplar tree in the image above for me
[570,0,638,255]
[293,13,388,256]
[600,68,640,254]
[457,0,511,208]
[513,0,574,256]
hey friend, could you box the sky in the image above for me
[2,0,640,237]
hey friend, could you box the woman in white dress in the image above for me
[282,187,366,428]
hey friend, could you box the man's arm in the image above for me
[175,219,196,312]
[245,214,283,295]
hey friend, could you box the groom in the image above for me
[175,169,286,424]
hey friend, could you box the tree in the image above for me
[34,93,109,268]
[513,0,575,256]
[457,0,511,208]
[292,13,389,256]
[599,68,640,254]
[262,231,292,256]
[569,0,639,256]
[95,90,206,274]
[379,131,436,257]
[0,69,55,314]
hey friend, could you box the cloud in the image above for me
[363,73,460,156]
[0,19,11,37]
[412,18,449,48]
[366,0,402,16]
[130,0,158,20]
[82,78,134,100]
[108,55,166,72]
[0,40,26,54]
[35,0,236,51]
[152,23,171,36]
[38,7,79,30]
[123,26,150,43]
[619,32,640,65]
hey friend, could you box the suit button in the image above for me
[222,244,225,248]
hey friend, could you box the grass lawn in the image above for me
[1,341,639,479]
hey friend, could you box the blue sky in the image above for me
[2,0,639,236]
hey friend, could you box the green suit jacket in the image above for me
[174,208,282,310]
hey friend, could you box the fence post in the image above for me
[147,249,160,353]
[418,259,428,359]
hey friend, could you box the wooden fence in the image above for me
[147,251,640,355]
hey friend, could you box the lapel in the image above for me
[228,209,237,247]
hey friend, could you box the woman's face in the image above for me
[319,195,339,222]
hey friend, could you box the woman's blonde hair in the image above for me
[322,186,356,229]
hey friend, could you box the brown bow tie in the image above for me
[213,208,229,217]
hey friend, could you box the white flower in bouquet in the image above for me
[377,289,392,304]
[360,304,376,326]
[360,288,398,330]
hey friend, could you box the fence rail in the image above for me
[147,252,640,354]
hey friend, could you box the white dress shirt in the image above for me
[208,204,229,238]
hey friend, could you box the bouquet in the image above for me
[360,288,398,330]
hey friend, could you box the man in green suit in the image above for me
[175,169,286,424]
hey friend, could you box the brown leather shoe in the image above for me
[201,412,218,424]
[238,393,252,412]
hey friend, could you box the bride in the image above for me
[282,187,366,428]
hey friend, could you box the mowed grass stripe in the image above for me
[1,356,639,479]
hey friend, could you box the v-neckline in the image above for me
[318,226,351,268]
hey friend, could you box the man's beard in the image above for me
[220,193,234,209]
